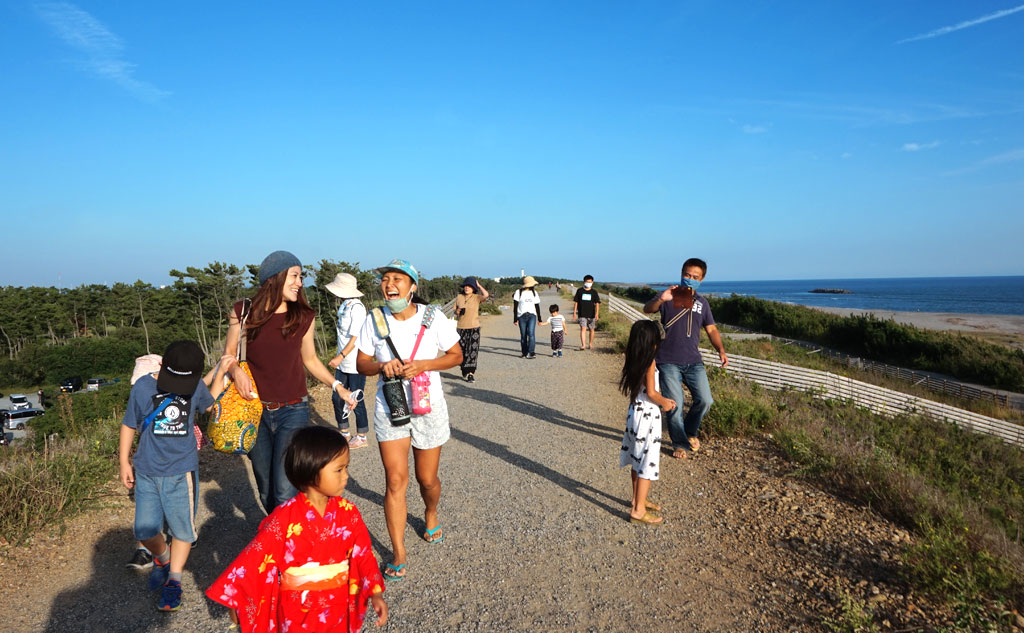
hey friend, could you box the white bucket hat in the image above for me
[325,272,364,298]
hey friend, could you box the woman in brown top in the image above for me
[454,277,489,383]
[224,250,356,513]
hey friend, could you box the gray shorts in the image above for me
[578,317,597,330]
[374,396,450,449]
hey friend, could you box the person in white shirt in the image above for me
[512,276,543,359]
[326,272,369,449]
[356,259,462,583]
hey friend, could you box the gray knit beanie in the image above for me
[258,250,302,285]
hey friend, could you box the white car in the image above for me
[9,394,30,411]
[4,408,44,430]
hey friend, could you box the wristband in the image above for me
[331,379,342,390]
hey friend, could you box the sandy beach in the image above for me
[815,307,1024,336]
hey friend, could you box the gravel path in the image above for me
[0,288,951,632]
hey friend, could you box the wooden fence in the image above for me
[699,349,1024,448]
[604,293,1024,448]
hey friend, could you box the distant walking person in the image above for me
[643,258,728,459]
[573,275,601,350]
[619,320,676,525]
[513,276,543,359]
[326,272,370,449]
[454,277,490,382]
[224,250,356,513]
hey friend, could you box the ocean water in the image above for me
[651,276,1024,316]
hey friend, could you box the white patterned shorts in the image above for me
[374,396,450,450]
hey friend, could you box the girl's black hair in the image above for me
[619,320,663,402]
[285,426,349,491]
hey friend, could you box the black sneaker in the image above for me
[466,374,475,383]
[126,548,154,571]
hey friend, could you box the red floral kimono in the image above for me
[206,493,385,633]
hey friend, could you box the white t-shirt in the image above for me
[549,314,565,332]
[357,304,460,416]
[513,288,542,317]
[336,299,367,374]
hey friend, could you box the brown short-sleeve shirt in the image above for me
[455,294,482,329]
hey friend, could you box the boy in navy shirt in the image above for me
[119,340,229,611]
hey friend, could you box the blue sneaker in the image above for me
[148,560,169,590]
[157,579,182,611]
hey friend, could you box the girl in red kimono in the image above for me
[207,426,388,632]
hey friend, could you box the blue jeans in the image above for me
[332,368,368,434]
[133,471,198,543]
[517,312,537,356]
[248,400,309,513]
[657,362,714,449]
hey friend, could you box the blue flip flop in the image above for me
[424,524,445,544]
[383,562,406,582]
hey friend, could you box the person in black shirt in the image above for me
[573,275,601,350]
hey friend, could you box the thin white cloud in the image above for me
[901,141,941,152]
[977,148,1024,166]
[841,152,852,159]
[897,4,1024,44]
[944,148,1024,175]
[742,124,768,134]
[35,2,168,101]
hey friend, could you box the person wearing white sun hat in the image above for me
[325,272,369,449]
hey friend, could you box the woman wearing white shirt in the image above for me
[326,272,369,449]
[512,276,542,359]
[356,259,462,583]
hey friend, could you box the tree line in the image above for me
[0,261,524,387]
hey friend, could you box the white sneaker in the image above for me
[349,435,368,449]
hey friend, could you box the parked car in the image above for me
[86,377,120,391]
[9,394,30,410]
[60,376,84,393]
[3,408,44,430]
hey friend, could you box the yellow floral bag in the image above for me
[209,361,262,454]
[208,299,263,454]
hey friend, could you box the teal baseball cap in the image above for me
[375,259,420,284]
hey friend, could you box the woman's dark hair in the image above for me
[244,268,314,341]
[619,320,663,402]
[285,426,349,491]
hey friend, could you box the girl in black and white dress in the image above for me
[618,320,676,525]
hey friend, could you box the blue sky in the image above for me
[1,1,1022,287]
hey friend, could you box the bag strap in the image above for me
[410,324,428,361]
[663,307,690,330]
[370,307,403,363]
[410,305,442,360]
[140,396,174,433]
[370,307,391,339]
[237,298,252,361]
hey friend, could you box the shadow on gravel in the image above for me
[342,473,394,563]
[45,528,163,633]
[192,450,267,620]
[478,345,526,358]
[450,427,627,517]
[447,382,621,443]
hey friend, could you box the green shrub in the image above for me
[710,295,1024,391]
[30,382,130,450]
[0,420,120,544]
